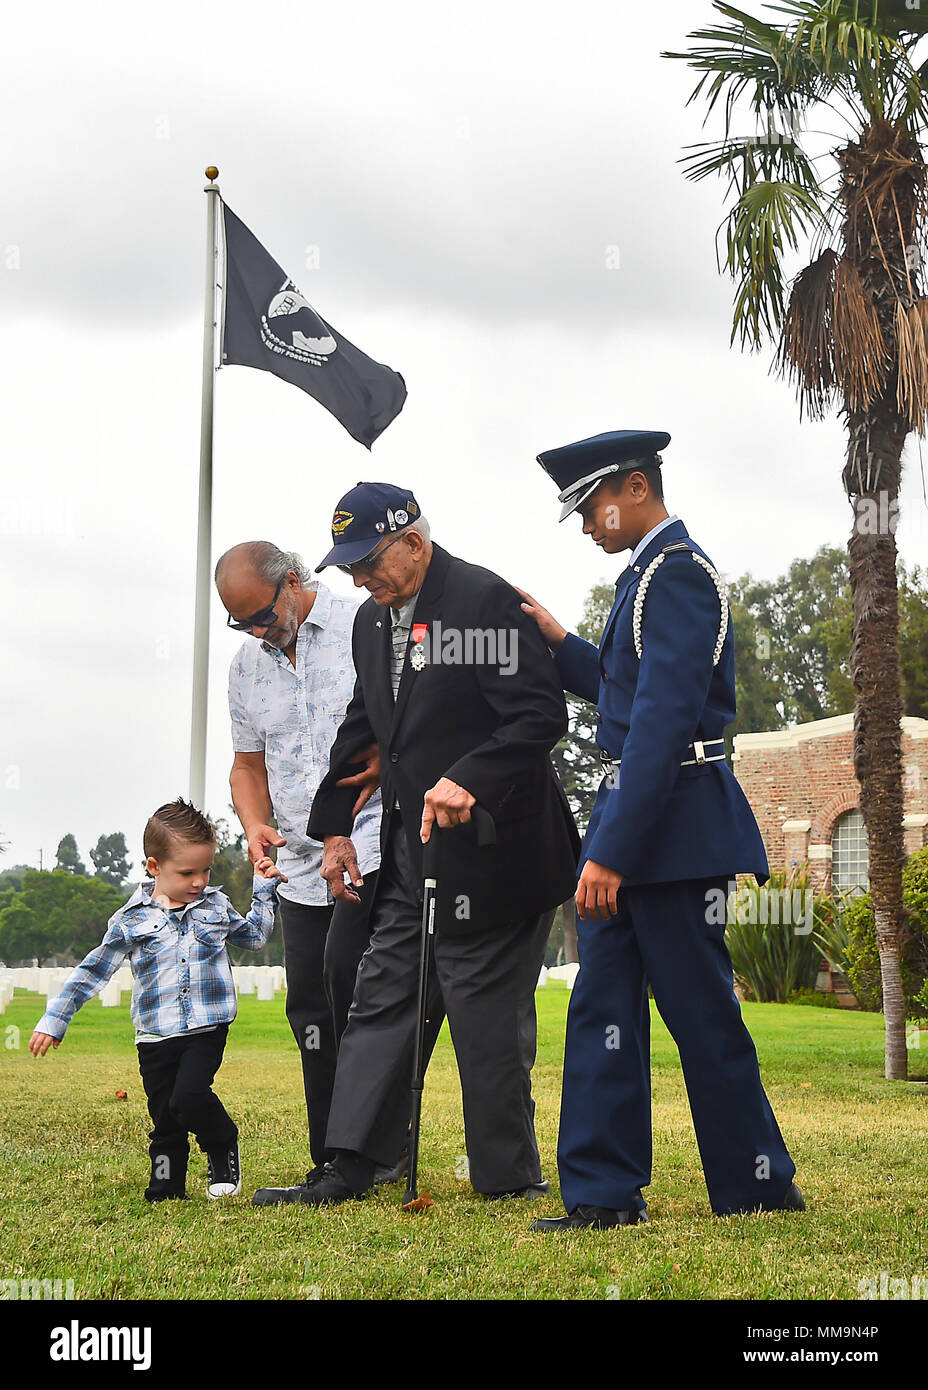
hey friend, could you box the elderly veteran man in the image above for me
[294,481,580,1206]
[519,430,802,1231]
[216,541,405,1197]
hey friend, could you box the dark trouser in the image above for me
[325,818,554,1193]
[278,873,379,1167]
[557,875,797,1216]
[136,1024,234,1198]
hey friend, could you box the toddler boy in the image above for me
[29,798,284,1202]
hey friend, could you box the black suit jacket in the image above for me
[307,544,580,933]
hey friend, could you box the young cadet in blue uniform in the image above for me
[518,430,803,1231]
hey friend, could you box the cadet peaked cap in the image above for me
[315,481,422,571]
[538,429,671,521]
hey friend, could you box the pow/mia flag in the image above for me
[220,201,407,448]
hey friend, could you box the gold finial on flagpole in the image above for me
[205,166,219,181]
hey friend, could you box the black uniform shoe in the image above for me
[144,1190,189,1204]
[484,1180,551,1201]
[530,1204,649,1232]
[714,1181,806,1217]
[251,1165,329,1206]
[253,1161,374,1208]
[374,1148,409,1186]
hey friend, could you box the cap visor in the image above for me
[557,479,601,522]
[315,538,380,572]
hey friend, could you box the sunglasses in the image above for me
[226,574,287,633]
[336,532,406,577]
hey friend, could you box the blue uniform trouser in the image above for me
[557,874,796,1215]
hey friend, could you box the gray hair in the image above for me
[407,515,430,543]
[214,541,314,588]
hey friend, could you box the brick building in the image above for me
[732,713,928,894]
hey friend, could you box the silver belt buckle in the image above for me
[693,739,706,765]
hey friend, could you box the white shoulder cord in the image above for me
[632,550,729,666]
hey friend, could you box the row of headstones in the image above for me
[0,963,575,1013]
[0,966,288,1011]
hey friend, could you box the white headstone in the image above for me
[99,978,122,1008]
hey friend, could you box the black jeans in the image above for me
[278,872,379,1167]
[136,1024,235,1198]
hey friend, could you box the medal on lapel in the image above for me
[410,622,429,671]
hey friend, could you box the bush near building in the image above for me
[838,848,928,1022]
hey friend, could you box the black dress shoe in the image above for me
[251,1164,342,1206]
[374,1148,409,1186]
[531,1204,648,1232]
[775,1181,805,1211]
[484,1180,551,1201]
[254,1161,375,1207]
[714,1181,806,1216]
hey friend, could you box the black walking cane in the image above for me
[402,802,496,1212]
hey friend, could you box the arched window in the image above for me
[831,808,869,897]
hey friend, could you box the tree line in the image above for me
[4,545,926,970]
[0,817,282,967]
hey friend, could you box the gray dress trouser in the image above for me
[324,816,554,1193]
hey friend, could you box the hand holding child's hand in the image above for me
[29,1031,60,1057]
[255,856,288,884]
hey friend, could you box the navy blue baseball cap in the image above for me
[315,481,423,571]
[538,429,671,521]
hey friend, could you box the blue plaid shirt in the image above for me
[34,877,278,1042]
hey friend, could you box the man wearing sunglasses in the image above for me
[215,542,405,1199]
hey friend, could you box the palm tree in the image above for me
[665,1,928,1079]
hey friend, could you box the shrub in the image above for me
[724,866,835,1003]
[827,847,928,1022]
[785,987,844,1008]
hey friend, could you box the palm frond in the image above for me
[726,179,826,347]
[663,2,823,130]
[832,254,889,412]
[679,130,823,199]
[775,247,838,416]
[895,297,928,432]
[668,1,928,138]
[769,0,928,125]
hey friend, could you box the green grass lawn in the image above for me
[1,986,925,1301]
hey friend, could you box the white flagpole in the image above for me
[189,165,221,811]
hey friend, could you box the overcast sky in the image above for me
[2,0,927,876]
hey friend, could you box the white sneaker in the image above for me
[207,1142,242,1199]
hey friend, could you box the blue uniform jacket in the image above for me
[555,518,769,886]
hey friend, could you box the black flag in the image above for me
[220,201,407,447]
